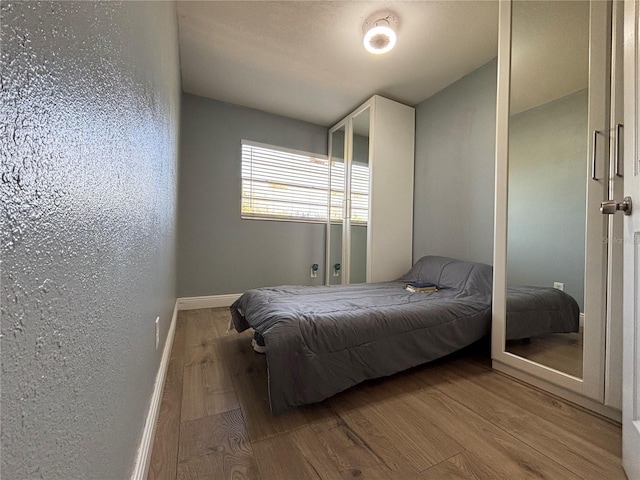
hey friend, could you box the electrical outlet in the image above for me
[155,316,160,349]
[553,282,564,291]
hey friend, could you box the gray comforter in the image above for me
[230,256,493,414]
[506,286,580,340]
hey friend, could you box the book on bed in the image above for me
[405,282,438,293]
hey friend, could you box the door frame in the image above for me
[622,1,640,477]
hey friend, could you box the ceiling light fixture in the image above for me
[362,12,399,55]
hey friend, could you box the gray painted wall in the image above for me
[507,90,587,311]
[413,59,497,265]
[1,2,180,479]
[178,94,328,296]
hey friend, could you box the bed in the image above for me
[230,256,492,414]
[230,255,580,414]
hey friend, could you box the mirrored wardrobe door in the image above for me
[494,0,611,403]
[505,0,591,379]
[327,124,346,285]
[348,107,370,284]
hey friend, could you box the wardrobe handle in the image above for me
[591,130,599,181]
[615,123,623,177]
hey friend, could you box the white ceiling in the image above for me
[177,1,499,126]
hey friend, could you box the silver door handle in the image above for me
[591,130,600,180]
[615,123,623,177]
[600,196,632,216]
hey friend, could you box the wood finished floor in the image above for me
[148,308,626,480]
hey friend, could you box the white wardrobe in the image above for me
[492,0,624,420]
[326,95,415,285]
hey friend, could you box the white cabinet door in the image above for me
[367,96,415,283]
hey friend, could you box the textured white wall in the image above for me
[0,1,180,478]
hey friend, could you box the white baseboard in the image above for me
[176,293,242,310]
[131,301,179,480]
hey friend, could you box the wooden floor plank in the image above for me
[210,306,233,337]
[330,404,421,479]
[418,452,503,480]
[433,358,622,456]
[181,358,239,421]
[408,388,584,480]
[177,409,260,480]
[419,362,626,479]
[148,356,183,480]
[183,340,226,367]
[309,414,398,480]
[170,311,187,361]
[184,309,221,351]
[183,309,228,367]
[252,426,344,480]
[329,379,464,472]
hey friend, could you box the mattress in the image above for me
[230,256,493,414]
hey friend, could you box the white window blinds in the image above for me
[241,140,369,223]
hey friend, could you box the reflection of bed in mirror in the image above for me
[506,285,582,377]
[506,286,580,340]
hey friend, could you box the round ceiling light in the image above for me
[362,12,399,55]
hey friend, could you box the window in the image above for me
[241,140,369,223]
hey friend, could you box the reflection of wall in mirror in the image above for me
[329,224,343,285]
[328,223,367,284]
[507,89,587,312]
[332,129,345,161]
[353,134,369,164]
[350,225,367,284]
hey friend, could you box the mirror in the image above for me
[505,0,589,377]
[349,108,370,284]
[328,125,346,285]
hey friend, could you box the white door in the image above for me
[623,1,640,477]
